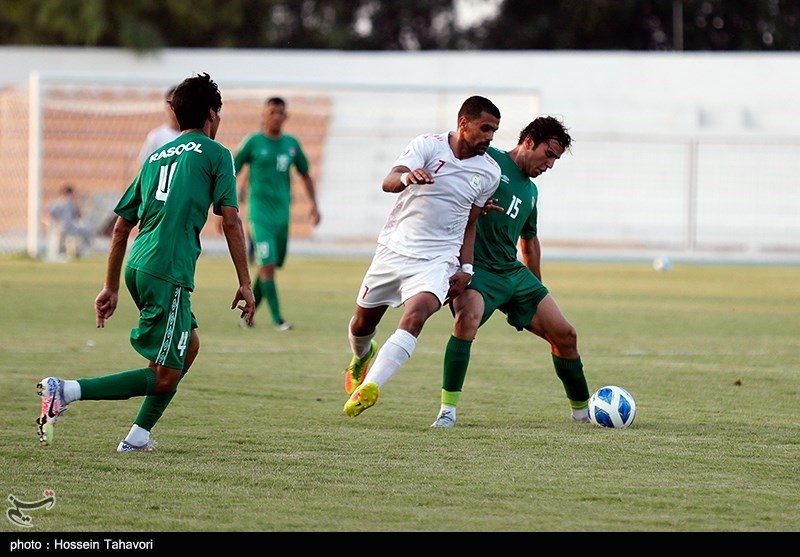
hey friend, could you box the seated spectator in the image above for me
[45,184,91,261]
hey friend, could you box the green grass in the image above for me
[1,254,799,532]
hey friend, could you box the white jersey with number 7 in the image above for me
[377,132,501,260]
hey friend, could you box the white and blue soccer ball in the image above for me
[652,255,672,272]
[588,385,636,429]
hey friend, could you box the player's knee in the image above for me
[554,325,578,351]
[453,312,480,339]
[153,367,182,394]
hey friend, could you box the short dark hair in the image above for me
[518,116,572,151]
[265,96,286,107]
[171,73,222,131]
[458,95,501,121]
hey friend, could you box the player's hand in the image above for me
[232,285,256,326]
[94,287,119,328]
[446,271,472,301]
[310,206,321,227]
[406,168,435,185]
[481,197,504,215]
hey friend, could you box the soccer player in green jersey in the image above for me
[234,97,321,331]
[431,116,592,428]
[35,73,255,451]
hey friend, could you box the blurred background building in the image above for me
[1,1,798,262]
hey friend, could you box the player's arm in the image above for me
[235,167,249,203]
[447,205,482,301]
[95,215,135,328]
[520,235,542,281]
[299,172,321,226]
[219,204,255,325]
[382,165,434,193]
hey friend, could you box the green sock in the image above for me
[77,368,157,400]
[552,354,590,404]
[442,335,472,400]
[253,276,263,308]
[441,389,461,407]
[259,278,283,324]
[133,369,188,432]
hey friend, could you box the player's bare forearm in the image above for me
[382,166,434,193]
[220,205,255,323]
[220,206,252,289]
[481,197,504,215]
[104,216,133,291]
[520,236,542,280]
[96,216,133,327]
[459,205,483,267]
[302,173,321,226]
[448,206,481,300]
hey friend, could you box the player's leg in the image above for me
[368,290,440,384]
[345,292,440,417]
[364,251,456,390]
[343,245,396,395]
[433,289,485,427]
[526,295,591,421]
[256,225,291,330]
[120,327,200,451]
[36,270,188,446]
[345,248,451,417]
[434,268,508,427]
[344,305,386,394]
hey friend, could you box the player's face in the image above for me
[519,137,565,178]
[262,103,287,135]
[460,111,500,156]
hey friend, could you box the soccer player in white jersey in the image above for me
[342,95,502,418]
[137,85,181,165]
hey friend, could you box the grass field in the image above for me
[1,253,798,533]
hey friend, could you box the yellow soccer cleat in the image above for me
[343,382,380,418]
[344,340,378,395]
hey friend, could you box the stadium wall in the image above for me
[1,47,798,262]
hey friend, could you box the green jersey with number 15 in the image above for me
[115,131,239,290]
[475,146,539,273]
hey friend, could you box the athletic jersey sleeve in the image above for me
[114,174,143,225]
[212,147,239,216]
[473,156,502,208]
[519,181,539,239]
[233,134,254,173]
[392,134,432,171]
[292,136,310,174]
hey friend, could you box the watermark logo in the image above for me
[6,490,56,528]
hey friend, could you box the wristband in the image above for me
[461,263,474,276]
[400,172,410,187]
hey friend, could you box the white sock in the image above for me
[62,380,81,404]
[125,424,150,447]
[364,329,417,388]
[348,316,377,359]
[571,407,589,421]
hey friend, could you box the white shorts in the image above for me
[356,244,460,308]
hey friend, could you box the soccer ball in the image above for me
[588,385,636,429]
[652,255,672,272]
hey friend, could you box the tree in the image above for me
[1,0,798,51]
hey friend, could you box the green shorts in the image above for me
[249,221,288,267]
[125,267,198,370]
[469,263,549,331]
